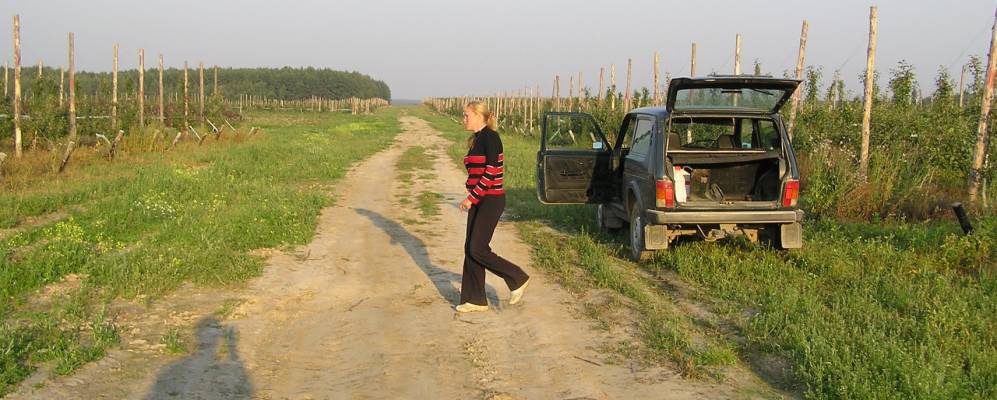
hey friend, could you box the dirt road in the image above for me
[10,116,757,399]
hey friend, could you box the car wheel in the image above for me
[628,205,654,262]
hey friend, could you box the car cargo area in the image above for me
[666,116,785,205]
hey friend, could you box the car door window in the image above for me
[543,113,609,150]
[629,117,654,159]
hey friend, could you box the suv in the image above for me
[536,76,804,261]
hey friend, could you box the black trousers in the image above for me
[460,195,530,306]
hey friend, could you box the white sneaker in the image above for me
[455,303,490,313]
[509,278,531,305]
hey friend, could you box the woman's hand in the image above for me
[459,198,473,211]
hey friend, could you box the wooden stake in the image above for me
[969,5,997,202]
[37,60,41,78]
[108,130,123,160]
[199,62,204,126]
[159,54,164,124]
[569,75,574,111]
[138,48,145,128]
[112,44,118,131]
[859,6,877,179]
[554,75,560,111]
[68,32,76,140]
[598,67,604,101]
[60,32,76,173]
[3,62,7,98]
[59,66,64,107]
[787,20,809,140]
[625,58,632,112]
[578,71,584,99]
[610,64,616,110]
[653,51,660,105]
[691,42,697,76]
[13,15,21,158]
[213,65,218,96]
[183,61,189,130]
[735,34,742,75]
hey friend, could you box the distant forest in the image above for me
[10,66,391,101]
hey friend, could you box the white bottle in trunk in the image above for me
[674,166,692,203]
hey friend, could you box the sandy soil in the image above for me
[8,116,769,399]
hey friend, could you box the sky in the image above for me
[1,0,995,100]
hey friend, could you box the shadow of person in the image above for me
[144,317,253,400]
[355,207,500,306]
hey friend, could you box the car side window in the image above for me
[629,117,654,159]
[756,119,780,150]
[616,116,636,150]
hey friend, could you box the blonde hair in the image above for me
[465,101,498,149]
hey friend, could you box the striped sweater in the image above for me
[464,127,505,204]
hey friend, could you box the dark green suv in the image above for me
[536,76,804,261]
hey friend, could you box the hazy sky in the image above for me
[1,0,995,100]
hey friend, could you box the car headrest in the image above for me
[717,135,736,149]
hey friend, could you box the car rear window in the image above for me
[667,117,781,151]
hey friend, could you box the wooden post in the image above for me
[959,64,966,108]
[610,64,616,110]
[578,71,584,99]
[183,61,189,130]
[2,62,6,97]
[12,15,21,158]
[60,32,76,173]
[58,66,64,107]
[625,58,632,112]
[653,51,660,105]
[554,75,560,111]
[37,60,41,78]
[199,61,204,126]
[112,44,118,131]
[138,48,145,128]
[860,6,878,180]
[569,75,574,111]
[158,54,164,124]
[787,20,809,140]
[598,67,604,101]
[691,42,697,76]
[969,5,997,202]
[734,34,742,75]
[213,65,218,96]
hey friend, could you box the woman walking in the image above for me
[456,101,530,313]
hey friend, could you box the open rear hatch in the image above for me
[666,76,799,115]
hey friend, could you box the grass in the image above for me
[411,104,996,399]
[161,328,187,354]
[395,145,442,221]
[0,108,402,395]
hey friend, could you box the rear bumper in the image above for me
[645,209,804,225]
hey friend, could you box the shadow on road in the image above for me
[144,317,253,399]
[355,207,499,306]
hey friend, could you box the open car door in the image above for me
[536,112,615,204]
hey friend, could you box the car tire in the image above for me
[628,204,654,262]
[597,204,623,234]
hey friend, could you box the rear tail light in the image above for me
[656,179,675,208]
[782,179,800,207]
